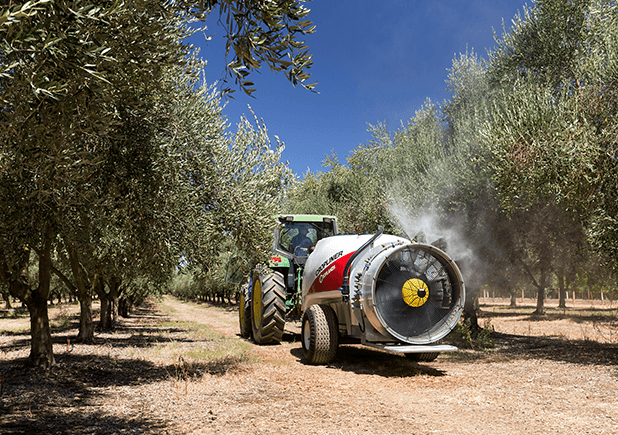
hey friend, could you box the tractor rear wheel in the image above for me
[251,271,286,344]
[405,352,439,362]
[238,283,252,338]
[301,304,338,364]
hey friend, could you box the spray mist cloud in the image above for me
[389,202,483,289]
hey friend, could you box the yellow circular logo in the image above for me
[402,278,429,307]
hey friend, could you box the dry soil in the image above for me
[1,296,617,435]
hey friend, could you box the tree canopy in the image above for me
[288,0,618,317]
[0,0,313,367]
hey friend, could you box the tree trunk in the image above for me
[119,295,133,318]
[108,276,122,326]
[54,244,96,343]
[509,291,517,307]
[96,276,123,331]
[534,288,546,315]
[27,293,55,368]
[463,286,480,332]
[557,271,567,309]
[76,291,94,343]
[94,278,113,331]
[1,230,57,368]
[29,230,55,367]
[98,295,112,330]
[1,289,11,309]
[533,265,548,315]
[523,254,549,316]
[111,296,119,325]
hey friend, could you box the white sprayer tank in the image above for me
[302,233,465,345]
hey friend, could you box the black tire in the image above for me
[251,272,286,344]
[301,304,338,364]
[238,283,252,338]
[405,352,439,362]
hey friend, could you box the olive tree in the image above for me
[0,0,196,366]
[286,124,395,235]
[483,0,618,311]
[0,0,315,367]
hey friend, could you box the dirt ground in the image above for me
[1,296,617,435]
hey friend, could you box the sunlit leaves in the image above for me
[203,0,316,96]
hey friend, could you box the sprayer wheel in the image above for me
[405,352,439,362]
[251,271,286,344]
[301,304,339,365]
[238,283,252,339]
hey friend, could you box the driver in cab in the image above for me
[292,227,314,255]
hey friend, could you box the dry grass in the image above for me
[1,296,617,435]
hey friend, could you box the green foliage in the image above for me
[199,0,317,96]
[213,110,294,263]
[286,1,617,304]
[488,0,591,90]
[449,318,494,350]
[286,123,396,234]
[382,99,451,211]
[0,0,309,365]
[484,0,618,272]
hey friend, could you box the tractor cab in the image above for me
[269,215,338,313]
[275,216,338,262]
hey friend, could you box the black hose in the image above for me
[340,226,384,301]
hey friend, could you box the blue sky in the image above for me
[188,1,528,177]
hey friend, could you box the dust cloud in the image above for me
[389,203,484,289]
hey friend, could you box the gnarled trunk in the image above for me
[52,246,96,344]
[463,286,480,332]
[108,276,122,327]
[1,230,56,368]
[521,255,550,316]
[1,289,11,309]
[533,263,549,315]
[29,230,55,367]
[67,245,95,342]
[27,293,55,368]
[95,277,113,331]
[119,295,134,318]
[96,276,123,331]
[76,291,94,343]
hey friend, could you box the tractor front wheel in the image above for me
[251,271,286,344]
[301,304,338,364]
[238,283,252,338]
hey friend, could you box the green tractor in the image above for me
[235,214,338,344]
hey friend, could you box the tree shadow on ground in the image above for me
[480,306,618,325]
[282,319,617,370]
[0,308,29,319]
[0,324,217,354]
[0,350,246,435]
[0,333,31,352]
[0,352,227,400]
[289,345,447,378]
[444,330,618,366]
[1,317,222,356]
[0,410,168,435]
[488,331,618,366]
[0,301,250,435]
